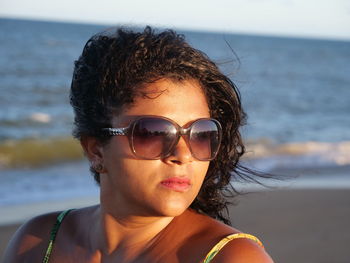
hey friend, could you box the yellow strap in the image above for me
[202,233,264,263]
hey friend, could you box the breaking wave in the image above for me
[244,139,350,171]
[0,137,83,169]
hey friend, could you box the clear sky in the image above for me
[1,0,349,40]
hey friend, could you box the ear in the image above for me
[80,136,104,165]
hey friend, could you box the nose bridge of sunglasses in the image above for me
[170,131,192,154]
[179,126,190,136]
[170,125,204,157]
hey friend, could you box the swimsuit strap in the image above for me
[42,209,74,263]
[202,233,264,263]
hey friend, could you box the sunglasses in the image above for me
[102,116,222,161]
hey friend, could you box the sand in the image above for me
[230,189,350,263]
[1,189,350,263]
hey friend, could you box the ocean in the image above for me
[0,18,349,218]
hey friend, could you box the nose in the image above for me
[163,136,193,164]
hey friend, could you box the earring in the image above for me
[94,163,104,173]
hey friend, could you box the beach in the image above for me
[1,188,349,263]
[231,189,350,263]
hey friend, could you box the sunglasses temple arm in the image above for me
[102,127,128,136]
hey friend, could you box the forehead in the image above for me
[143,78,205,97]
[114,78,210,126]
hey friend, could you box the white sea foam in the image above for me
[29,113,51,123]
[244,140,350,171]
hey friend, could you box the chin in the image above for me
[152,197,193,218]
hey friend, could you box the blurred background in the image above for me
[0,1,349,262]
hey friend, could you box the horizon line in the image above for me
[1,15,350,43]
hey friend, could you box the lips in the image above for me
[160,177,191,192]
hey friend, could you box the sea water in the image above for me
[0,18,350,211]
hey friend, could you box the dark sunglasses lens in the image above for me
[132,118,177,159]
[189,120,221,160]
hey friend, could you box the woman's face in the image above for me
[99,78,211,218]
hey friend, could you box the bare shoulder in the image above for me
[183,209,237,235]
[209,237,274,263]
[180,210,274,263]
[2,211,60,263]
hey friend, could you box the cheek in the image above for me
[106,157,161,194]
[192,162,210,190]
[102,138,148,192]
[104,137,134,162]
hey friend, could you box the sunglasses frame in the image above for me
[102,115,222,161]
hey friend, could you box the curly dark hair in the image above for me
[70,26,256,224]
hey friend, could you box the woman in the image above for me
[3,27,274,262]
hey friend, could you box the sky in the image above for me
[0,0,349,40]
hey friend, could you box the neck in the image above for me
[89,206,174,260]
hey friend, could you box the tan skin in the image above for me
[3,79,274,263]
